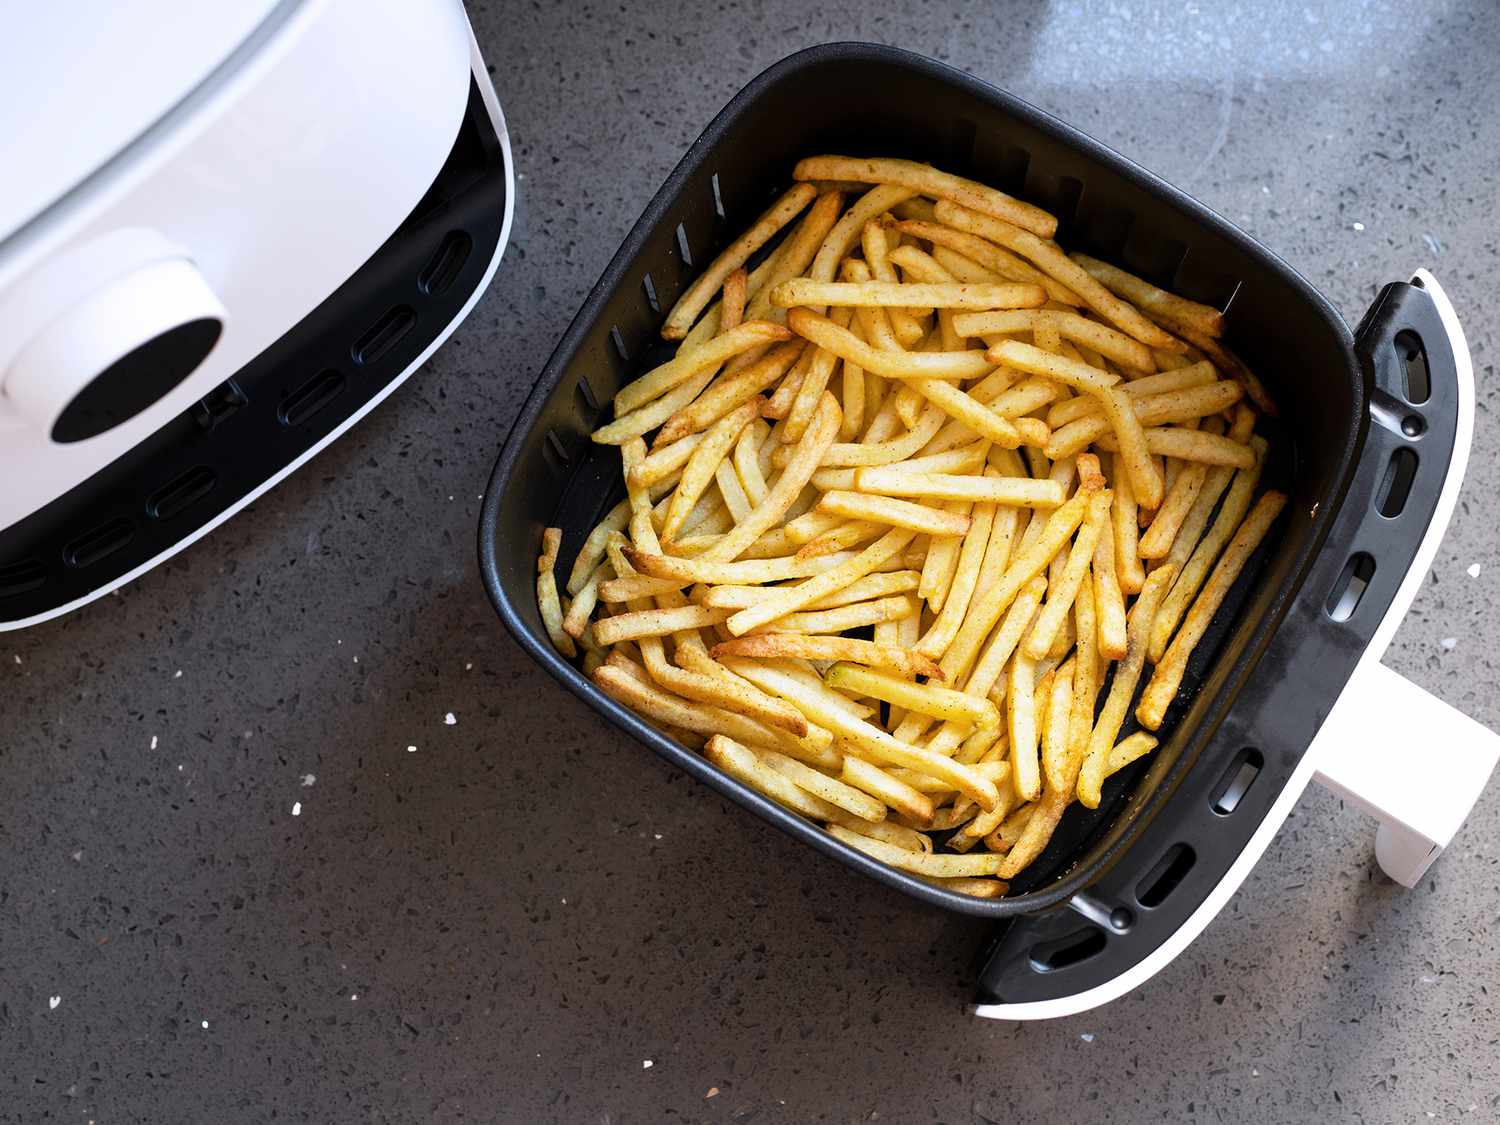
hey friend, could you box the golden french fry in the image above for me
[784,309,855,444]
[704,735,843,819]
[1075,451,1107,493]
[1068,251,1225,338]
[751,594,918,636]
[1094,425,1255,469]
[916,486,998,659]
[1042,379,1242,461]
[656,340,803,445]
[1076,563,1176,807]
[1111,454,1146,595]
[723,658,1000,809]
[1138,462,1208,559]
[719,267,748,333]
[536,527,577,657]
[852,468,1065,508]
[610,321,791,419]
[1041,659,1077,793]
[711,633,942,679]
[592,604,729,646]
[1105,731,1159,778]
[566,500,630,595]
[1045,361,1217,429]
[1138,491,1287,729]
[758,748,887,821]
[892,219,1083,304]
[809,183,919,288]
[825,663,998,729]
[1023,489,1114,659]
[794,155,1058,239]
[839,757,936,824]
[919,876,1007,898]
[1095,385,1163,510]
[827,823,1008,877]
[953,309,1154,373]
[659,397,763,543]
[772,278,1047,311]
[933,201,1180,349]
[816,490,972,537]
[660,184,817,339]
[725,528,915,636]
[987,339,1121,394]
[1092,525,1128,662]
[741,190,845,325]
[917,499,971,611]
[700,569,921,611]
[786,307,993,382]
[1008,646,1040,801]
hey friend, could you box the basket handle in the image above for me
[1310,267,1497,887]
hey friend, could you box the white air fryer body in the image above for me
[0,0,514,629]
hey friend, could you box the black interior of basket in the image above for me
[492,50,1358,910]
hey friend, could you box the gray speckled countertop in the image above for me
[6,2,1499,1121]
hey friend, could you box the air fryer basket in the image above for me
[480,46,1460,998]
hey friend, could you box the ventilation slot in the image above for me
[1210,748,1264,815]
[1375,448,1418,518]
[543,427,574,471]
[418,231,472,296]
[675,223,693,268]
[1325,552,1376,623]
[279,369,346,427]
[642,273,660,314]
[0,558,47,599]
[147,466,217,521]
[711,173,726,220]
[1395,329,1430,404]
[1029,926,1107,973]
[352,306,415,367]
[610,326,630,363]
[1136,842,1196,908]
[575,376,601,418]
[64,518,135,569]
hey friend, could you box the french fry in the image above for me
[907,377,1022,447]
[700,569,921,611]
[1045,361,1217,429]
[659,397,763,543]
[852,468,1065,508]
[660,184,817,339]
[987,339,1121,394]
[724,658,1000,809]
[1076,563,1176,807]
[892,220,1083,305]
[839,757,936,823]
[827,824,1008,877]
[786,307,994,382]
[1092,524,1128,662]
[742,190,845,325]
[611,321,792,419]
[1008,646,1041,801]
[917,499,971,611]
[916,485,998,659]
[1138,491,1287,729]
[719,267,748,333]
[1069,252,1225,338]
[704,735,843,820]
[809,183,919,287]
[933,201,1180,349]
[1023,489,1114,659]
[816,490,972,537]
[567,500,631,595]
[1094,425,1255,469]
[785,310,855,444]
[711,634,942,679]
[1096,385,1164,510]
[758,748,887,822]
[953,309,1154,373]
[592,604,730,646]
[536,527,577,657]
[794,155,1058,239]
[656,340,803,444]
[772,278,1047,311]
[1138,462,1208,559]
[1111,454,1146,595]
[750,594,918,636]
[1040,658,1077,793]
[1105,731,1159,778]
[725,528,916,636]
[825,663,999,730]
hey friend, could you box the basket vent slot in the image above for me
[675,223,693,268]
[0,558,47,600]
[278,369,346,427]
[1375,448,1418,519]
[711,173,726,220]
[575,375,601,420]
[610,325,630,363]
[1136,842,1196,908]
[146,466,217,521]
[1210,748,1264,815]
[1395,329,1430,404]
[64,518,135,569]
[642,273,660,314]
[1325,552,1375,623]
[1028,926,1107,973]
[544,427,575,471]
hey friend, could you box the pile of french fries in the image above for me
[536,155,1287,898]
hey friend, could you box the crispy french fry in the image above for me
[772,278,1047,311]
[611,321,791,419]
[750,594,918,636]
[1043,379,1243,460]
[1096,385,1163,510]
[567,500,631,595]
[1092,524,1128,662]
[700,569,920,611]
[827,824,1008,877]
[838,757,936,823]
[1112,454,1146,595]
[953,309,1154,373]
[711,633,942,679]
[852,468,1065,508]
[916,485,998,659]
[656,341,803,444]
[725,528,916,636]
[785,309,855,444]
[758,749,886,821]
[825,663,999,729]
[1105,731,1159,778]
[987,339,1120,394]
[536,527,577,657]
[742,190,845,325]
[592,604,729,646]
[786,307,993,382]
[809,184,919,288]
[794,155,1057,239]
[1008,646,1040,801]
[1045,361,1217,429]
[917,499,970,611]
[816,490,972,537]
[660,184,817,339]
[1138,462,1208,559]
[704,735,843,819]
[1076,563,1176,807]
[1094,425,1255,468]
[892,219,1082,305]
[1041,658,1077,794]
[1138,491,1286,730]
[719,267,748,333]
[933,201,1180,349]
[659,398,763,543]
[1069,252,1225,338]
[1023,489,1114,659]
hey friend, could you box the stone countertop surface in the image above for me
[6,1,1499,1121]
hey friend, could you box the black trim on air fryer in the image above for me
[478,43,1389,922]
[974,280,1459,1003]
[0,78,507,621]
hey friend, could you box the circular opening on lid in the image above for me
[50,317,222,443]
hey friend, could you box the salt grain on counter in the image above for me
[173,670,182,679]
[150,736,158,750]
[49,996,60,1010]
[444,712,457,725]
[642,1060,653,1069]
[1352,222,1365,231]
[201,1020,209,1029]
[1080,1033,1094,1042]
[1441,637,1458,651]
[1468,563,1482,578]
[291,802,302,816]
[407,745,417,753]
[301,774,317,787]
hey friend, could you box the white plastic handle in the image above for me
[1311,661,1499,886]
